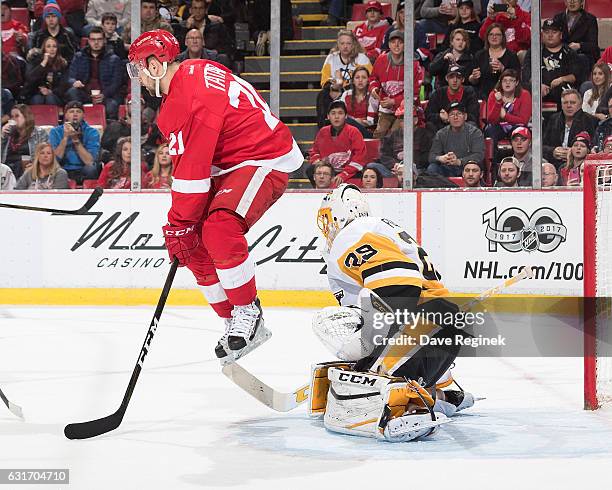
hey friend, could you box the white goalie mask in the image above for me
[317,184,370,250]
[312,306,366,361]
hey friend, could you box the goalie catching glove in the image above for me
[162,223,200,266]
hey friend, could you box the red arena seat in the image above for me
[29,104,60,128]
[83,104,107,130]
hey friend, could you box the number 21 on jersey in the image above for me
[168,131,184,156]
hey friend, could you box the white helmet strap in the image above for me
[143,61,168,98]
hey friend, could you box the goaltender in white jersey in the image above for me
[310,184,475,442]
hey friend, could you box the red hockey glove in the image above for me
[162,223,200,266]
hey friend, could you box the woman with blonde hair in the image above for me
[320,30,372,89]
[15,142,69,190]
[145,143,173,189]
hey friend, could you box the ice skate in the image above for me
[218,298,271,365]
[214,318,233,359]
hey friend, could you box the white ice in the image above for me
[1,306,611,490]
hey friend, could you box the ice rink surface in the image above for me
[1,305,612,490]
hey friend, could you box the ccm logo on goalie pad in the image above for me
[338,372,377,387]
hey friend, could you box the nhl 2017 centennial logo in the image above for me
[482,207,567,253]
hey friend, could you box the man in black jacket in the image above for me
[425,65,480,133]
[543,88,597,168]
[553,0,599,72]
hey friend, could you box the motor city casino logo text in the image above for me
[482,207,567,253]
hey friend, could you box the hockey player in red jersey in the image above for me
[127,30,303,362]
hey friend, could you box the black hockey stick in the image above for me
[0,187,103,215]
[0,387,23,419]
[64,258,179,440]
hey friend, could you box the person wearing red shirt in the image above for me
[1,1,29,57]
[308,100,367,186]
[353,1,389,63]
[127,30,303,362]
[369,30,425,139]
[479,0,530,56]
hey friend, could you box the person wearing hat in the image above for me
[494,156,522,187]
[32,0,87,38]
[31,0,79,62]
[428,101,485,178]
[461,160,485,187]
[602,135,612,154]
[353,1,389,63]
[439,1,483,56]
[370,30,425,139]
[48,100,100,183]
[552,0,600,71]
[560,131,590,186]
[508,126,532,186]
[308,100,367,186]
[380,2,428,55]
[426,64,479,133]
[1,0,29,57]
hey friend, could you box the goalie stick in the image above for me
[0,187,103,215]
[223,267,533,412]
[0,387,23,419]
[64,258,178,440]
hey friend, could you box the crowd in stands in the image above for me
[2,0,612,192]
[310,0,612,189]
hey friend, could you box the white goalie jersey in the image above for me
[325,216,449,306]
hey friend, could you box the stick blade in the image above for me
[64,412,122,440]
[8,401,24,420]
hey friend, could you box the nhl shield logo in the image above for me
[521,227,539,252]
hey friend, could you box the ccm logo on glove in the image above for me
[162,223,200,266]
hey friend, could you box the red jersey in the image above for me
[309,124,367,181]
[156,60,303,226]
[1,19,29,55]
[369,55,425,114]
[353,20,388,61]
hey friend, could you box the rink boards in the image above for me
[0,188,584,303]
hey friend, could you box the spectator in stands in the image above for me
[1,51,25,100]
[100,13,128,60]
[15,142,69,189]
[485,68,531,147]
[494,156,522,187]
[509,126,532,186]
[553,0,599,72]
[340,66,378,137]
[429,28,476,85]
[311,161,334,189]
[542,161,559,187]
[599,46,612,70]
[31,1,79,63]
[469,23,520,99]
[250,0,293,56]
[361,167,383,189]
[543,89,597,167]
[440,0,483,56]
[1,104,48,180]
[560,131,591,186]
[65,26,124,120]
[97,136,146,189]
[370,30,425,138]
[101,96,161,163]
[24,37,69,106]
[353,1,389,63]
[479,0,530,57]
[85,0,130,33]
[602,135,612,154]
[123,0,173,47]
[461,160,485,187]
[419,0,458,35]
[49,100,99,182]
[0,162,16,189]
[33,0,86,38]
[205,0,237,38]
[594,96,612,151]
[316,79,343,128]
[536,18,579,108]
[583,63,611,120]
[426,65,480,133]
[1,0,28,57]
[381,1,428,55]
[308,100,367,186]
[144,142,173,189]
[428,101,485,177]
[180,0,234,59]
[1,89,14,124]
[321,30,372,90]
[176,28,230,68]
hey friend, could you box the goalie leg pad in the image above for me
[308,361,354,417]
